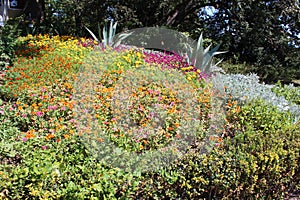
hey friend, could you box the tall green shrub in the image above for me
[0,19,22,70]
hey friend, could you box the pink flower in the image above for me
[42,146,47,150]
[48,105,58,111]
[36,111,43,117]
[22,138,27,142]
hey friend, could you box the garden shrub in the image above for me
[0,136,141,199]
[272,81,300,106]
[220,60,256,76]
[0,20,23,71]
[134,100,300,199]
[220,73,300,123]
[0,34,299,199]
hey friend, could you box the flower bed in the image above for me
[0,34,299,199]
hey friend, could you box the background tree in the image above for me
[2,0,299,83]
[106,0,300,83]
[198,0,300,83]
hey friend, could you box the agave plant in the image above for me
[181,33,227,74]
[85,21,118,48]
[85,21,133,48]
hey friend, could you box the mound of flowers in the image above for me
[0,34,299,199]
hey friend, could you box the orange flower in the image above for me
[63,134,70,139]
[142,140,148,145]
[25,130,35,139]
[167,107,176,114]
[46,133,55,140]
[218,137,223,143]
[174,123,180,128]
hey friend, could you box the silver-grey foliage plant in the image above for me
[219,73,300,123]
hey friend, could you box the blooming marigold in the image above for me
[63,134,70,139]
[25,130,35,139]
[46,133,55,140]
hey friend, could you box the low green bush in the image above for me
[220,61,256,76]
[272,81,300,106]
[134,100,300,199]
[0,135,141,199]
[0,19,23,71]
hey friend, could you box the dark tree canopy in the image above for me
[2,0,300,82]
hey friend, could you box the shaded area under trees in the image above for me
[2,0,300,83]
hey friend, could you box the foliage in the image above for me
[182,32,226,74]
[220,60,256,75]
[14,0,298,83]
[0,35,141,199]
[0,18,23,70]
[1,34,92,101]
[200,0,300,83]
[272,81,300,106]
[220,73,300,123]
[72,47,219,173]
[0,34,299,199]
[85,21,118,46]
[37,0,103,36]
[135,100,299,199]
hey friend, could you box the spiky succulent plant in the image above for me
[85,21,117,48]
[181,33,226,74]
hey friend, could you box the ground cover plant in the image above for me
[0,34,299,199]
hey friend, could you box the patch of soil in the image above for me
[0,154,22,166]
